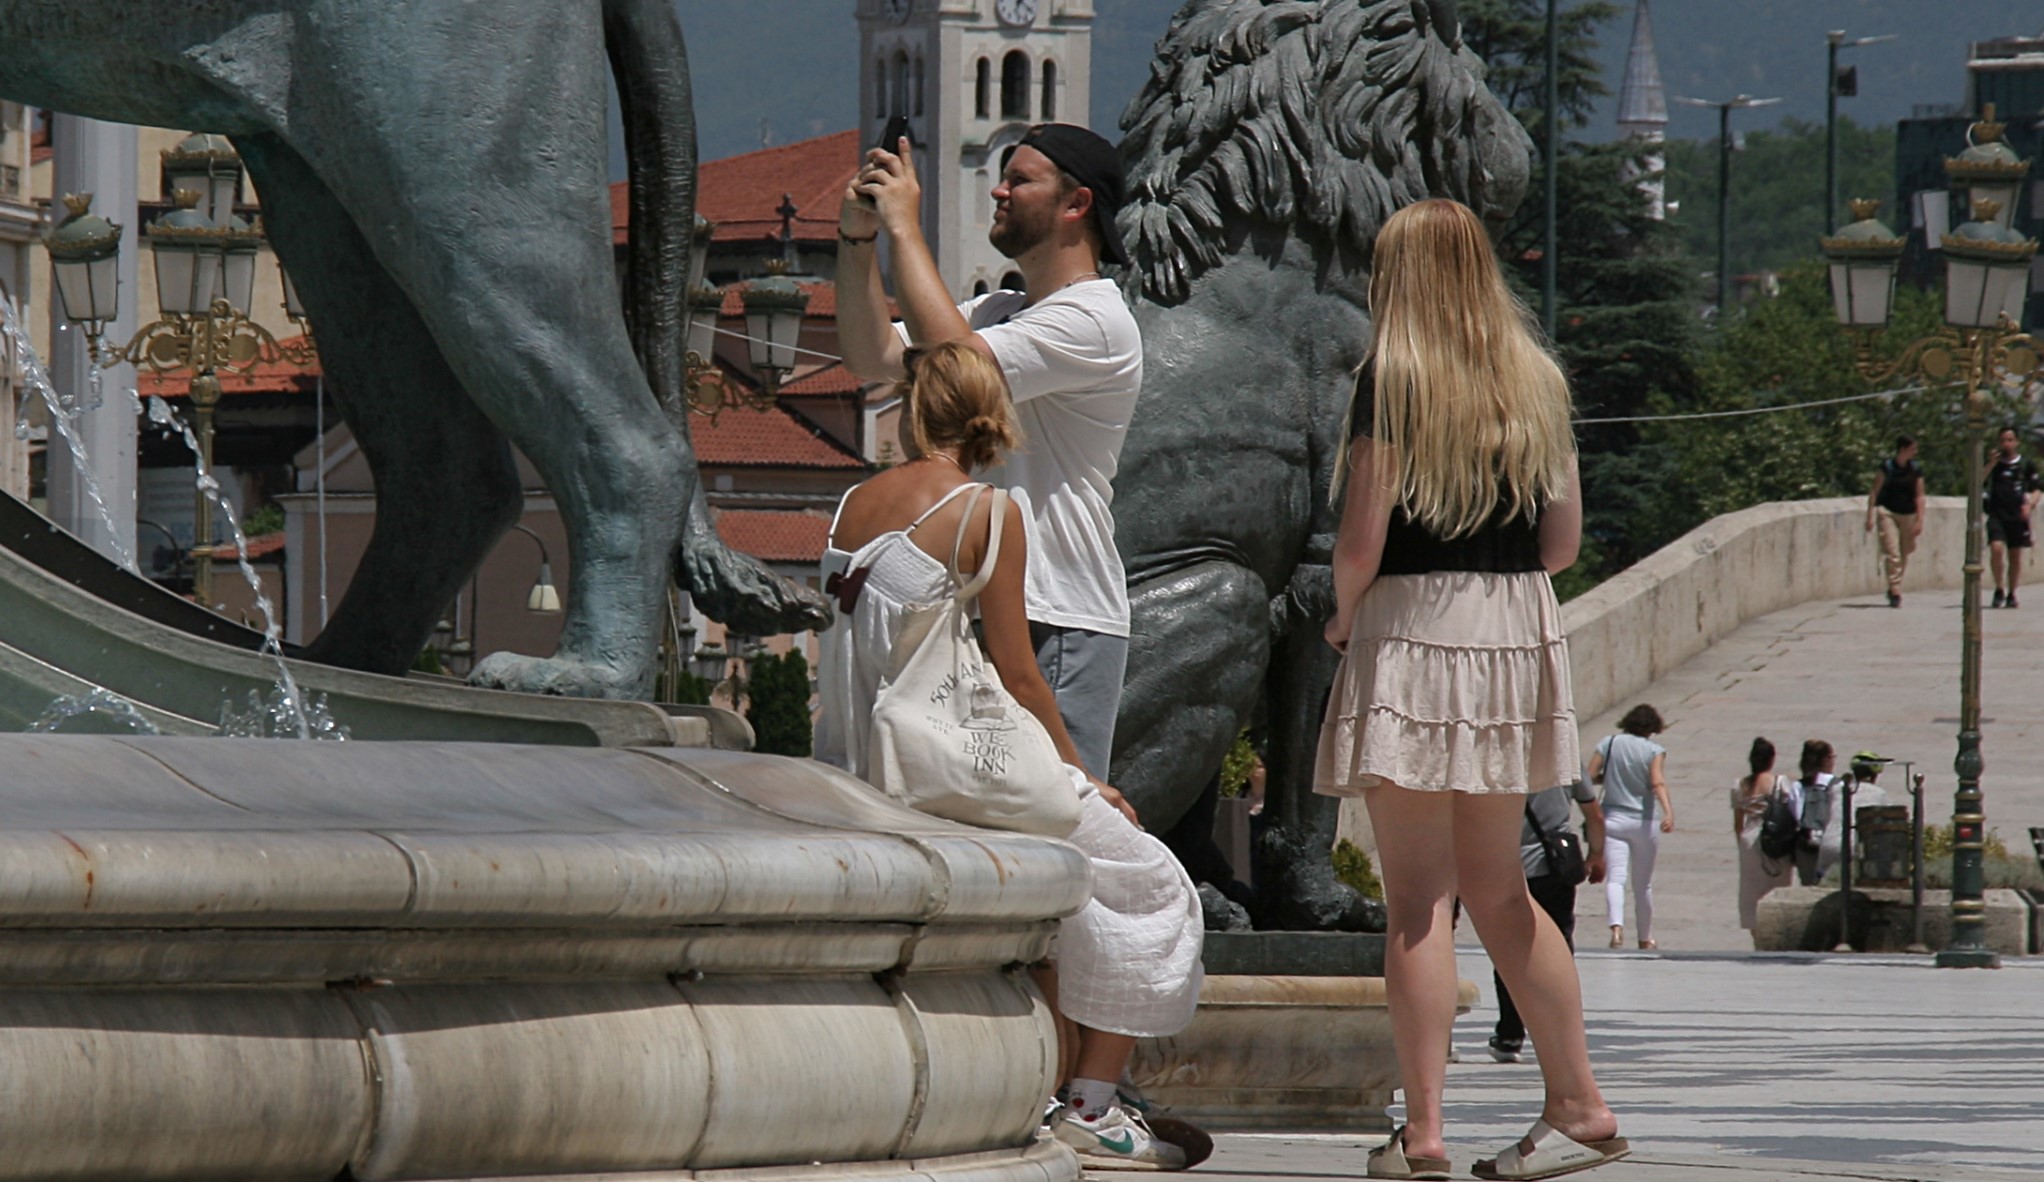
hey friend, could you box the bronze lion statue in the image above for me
[0,0,828,698]
[1109,0,1532,927]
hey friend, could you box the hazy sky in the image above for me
[627,1,2043,172]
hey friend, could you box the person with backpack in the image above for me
[1985,427,2041,609]
[1488,781,1606,1065]
[1589,705,1674,950]
[1865,435,1925,608]
[1731,738,1793,941]
[1786,740,1837,886]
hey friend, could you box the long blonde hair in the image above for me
[899,341,1023,470]
[1360,199,1574,538]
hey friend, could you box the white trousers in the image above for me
[1603,809,1660,941]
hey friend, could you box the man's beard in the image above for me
[989,203,1054,259]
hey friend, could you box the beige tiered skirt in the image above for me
[1313,570,1579,796]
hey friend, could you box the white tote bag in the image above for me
[867,485,1082,838]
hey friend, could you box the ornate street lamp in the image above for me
[49,151,312,609]
[1944,104,2026,234]
[742,259,811,395]
[1819,109,2040,970]
[45,194,122,337]
[161,132,242,226]
[1820,199,1905,327]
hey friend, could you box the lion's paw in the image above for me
[468,651,647,700]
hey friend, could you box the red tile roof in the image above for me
[717,280,840,318]
[715,509,833,565]
[207,532,287,560]
[777,364,868,397]
[613,129,858,246]
[689,398,864,470]
[138,334,321,398]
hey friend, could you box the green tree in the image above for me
[1662,117,1897,281]
[1462,0,1699,590]
[745,648,813,757]
[1631,265,2010,554]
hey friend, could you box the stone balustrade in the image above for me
[1563,496,1966,723]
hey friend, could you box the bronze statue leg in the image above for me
[1113,561,1270,834]
[236,133,523,677]
[285,5,690,697]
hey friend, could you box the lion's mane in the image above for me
[1117,0,1514,305]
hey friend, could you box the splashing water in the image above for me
[29,688,160,736]
[1,304,135,571]
[145,393,316,739]
[216,686,347,741]
[0,301,328,740]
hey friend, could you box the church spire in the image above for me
[1617,0,1668,136]
[1617,2,1669,220]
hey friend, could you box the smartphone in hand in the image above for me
[859,115,914,210]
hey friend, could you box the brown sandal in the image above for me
[1367,1125,1451,1180]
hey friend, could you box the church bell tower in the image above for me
[855,0,1095,298]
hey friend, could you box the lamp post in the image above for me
[682,253,812,419]
[1819,111,2040,968]
[506,522,562,614]
[1824,31,1895,236]
[46,138,312,609]
[1677,94,1782,318]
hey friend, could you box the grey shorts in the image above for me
[1029,622,1129,780]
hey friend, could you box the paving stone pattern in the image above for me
[1571,589,2044,953]
[1184,950,2044,1181]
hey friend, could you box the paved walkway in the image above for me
[1185,950,2044,1182]
[1572,588,2044,952]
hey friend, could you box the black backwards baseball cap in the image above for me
[1003,123,1131,268]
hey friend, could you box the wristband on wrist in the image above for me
[838,229,879,245]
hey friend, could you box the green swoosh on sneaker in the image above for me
[1095,1128,1136,1154]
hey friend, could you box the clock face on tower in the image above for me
[883,0,911,24]
[995,0,1037,28]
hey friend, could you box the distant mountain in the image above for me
[634,0,2042,176]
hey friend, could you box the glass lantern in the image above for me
[215,214,263,314]
[45,193,123,332]
[147,190,222,317]
[1942,200,2037,331]
[161,132,242,227]
[1821,199,1906,328]
[741,262,811,392]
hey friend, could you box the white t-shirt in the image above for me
[899,278,1143,635]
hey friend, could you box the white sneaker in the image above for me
[1052,1102,1188,1171]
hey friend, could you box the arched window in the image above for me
[892,49,910,119]
[913,55,926,117]
[999,270,1025,292]
[876,57,888,115]
[974,59,991,120]
[972,279,990,297]
[1000,51,1029,120]
[1040,60,1057,120]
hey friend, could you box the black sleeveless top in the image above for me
[1351,363,1546,577]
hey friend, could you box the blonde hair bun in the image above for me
[901,343,1024,471]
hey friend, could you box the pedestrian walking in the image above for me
[1313,199,1624,1181]
[1866,435,1924,607]
[1488,782,1606,1066]
[1985,427,2041,608]
[1731,737,1791,940]
[1588,705,1674,951]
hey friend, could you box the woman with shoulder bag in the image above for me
[814,342,1203,1172]
[1587,705,1674,950]
[1731,737,1793,938]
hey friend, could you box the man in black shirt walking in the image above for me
[1985,427,2042,608]
[1866,435,1925,607]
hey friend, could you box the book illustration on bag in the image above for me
[959,683,1020,777]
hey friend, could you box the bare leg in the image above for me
[1030,963,1080,1090]
[1453,790,1618,1148]
[1991,541,2008,592]
[1361,783,1462,1161]
[2011,547,2025,599]
[1073,1029,1138,1086]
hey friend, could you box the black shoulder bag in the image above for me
[1525,799,1588,886]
